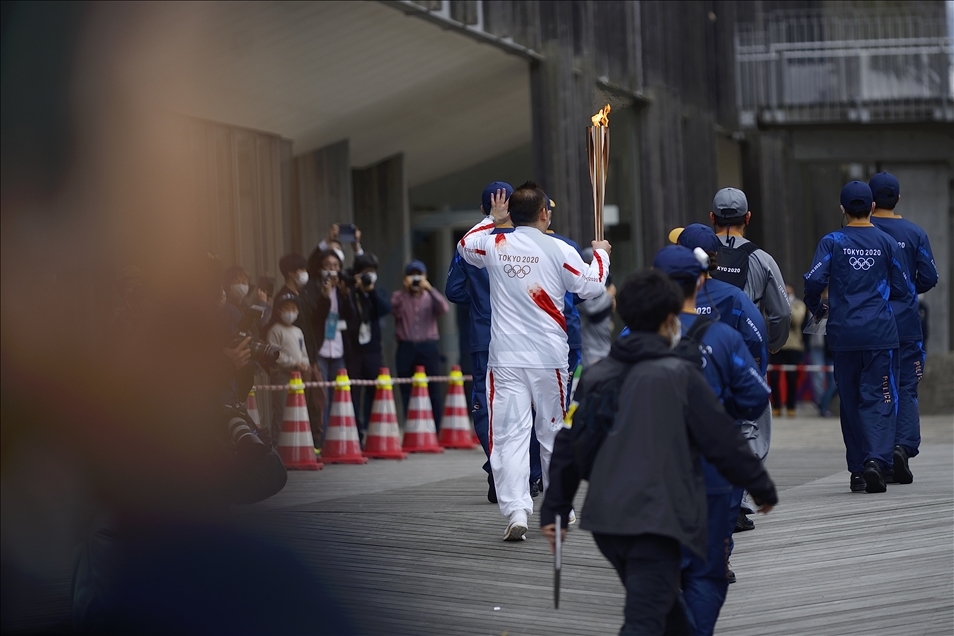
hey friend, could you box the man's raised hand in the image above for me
[490,189,510,224]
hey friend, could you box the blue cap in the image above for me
[673,223,721,254]
[840,181,873,215]
[481,181,513,213]
[405,259,427,275]
[868,172,900,208]
[653,245,706,278]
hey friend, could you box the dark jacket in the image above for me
[540,331,777,558]
[346,285,391,354]
[311,284,355,357]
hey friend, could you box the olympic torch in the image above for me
[587,104,611,241]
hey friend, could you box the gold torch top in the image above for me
[590,104,611,127]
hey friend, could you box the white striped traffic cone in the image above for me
[321,369,368,464]
[439,365,476,449]
[363,368,408,460]
[402,366,443,453]
[276,372,323,470]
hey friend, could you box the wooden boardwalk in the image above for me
[4,414,951,634]
[236,413,954,636]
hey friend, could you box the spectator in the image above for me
[346,253,392,437]
[577,247,616,367]
[769,285,807,417]
[265,293,311,443]
[223,265,250,334]
[315,223,364,268]
[392,260,449,429]
[309,249,354,436]
[252,275,275,329]
[276,253,323,451]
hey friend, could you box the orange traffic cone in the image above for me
[276,372,323,470]
[363,368,408,460]
[402,366,443,453]
[439,365,476,449]
[322,369,369,464]
[246,388,261,428]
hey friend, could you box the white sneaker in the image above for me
[503,513,528,541]
[568,509,577,525]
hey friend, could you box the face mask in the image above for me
[230,283,248,299]
[295,271,309,287]
[333,248,345,263]
[362,272,378,286]
[322,269,339,282]
[281,311,298,325]
[669,318,682,349]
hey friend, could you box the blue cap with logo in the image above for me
[670,223,721,254]
[840,181,873,215]
[868,172,900,208]
[653,245,707,278]
[481,181,514,213]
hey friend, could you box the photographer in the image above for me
[347,253,392,436]
[391,260,449,429]
[309,249,355,439]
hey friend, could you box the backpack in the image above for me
[711,240,759,290]
[569,317,715,479]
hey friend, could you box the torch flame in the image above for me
[590,104,611,127]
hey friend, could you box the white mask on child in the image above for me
[281,311,298,325]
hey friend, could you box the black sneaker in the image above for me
[893,445,914,484]
[734,511,755,532]
[863,460,887,493]
[487,473,498,504]
[727,566,737,584]
[850,472,866,492]
[530,478,542,498]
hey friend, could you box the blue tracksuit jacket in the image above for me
[695,278,768,373]
[870,215,938,341]
[803,224,910,351]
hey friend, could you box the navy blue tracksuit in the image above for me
[696,278,769,374]
[803,224,911,473]
[677,313,770,636]
[871,214,939,457]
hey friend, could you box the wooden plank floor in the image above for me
[4,414,951,634]
[235,413,954,636]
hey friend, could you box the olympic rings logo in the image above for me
[504,264,532,278]
[849,257,875,271]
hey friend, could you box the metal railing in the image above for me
[736,9,954,126]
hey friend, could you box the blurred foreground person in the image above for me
[541,270,777,635]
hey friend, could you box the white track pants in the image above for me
[487,366,567,519]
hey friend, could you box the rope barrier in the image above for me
[767,364,833,372]
[253,374,474,392]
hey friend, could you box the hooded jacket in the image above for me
[541,331,777,558]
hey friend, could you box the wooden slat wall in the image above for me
[170,115,291,283]
[294,140,354,260]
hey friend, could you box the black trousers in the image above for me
[395,340,442,429]
[350,349,382,435]
[769,349,802,410]
[592,533,691,636]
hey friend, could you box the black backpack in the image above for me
[570,317,715,479]
[711,240,759,290]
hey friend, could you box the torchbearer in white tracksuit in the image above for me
[457,181,611,541]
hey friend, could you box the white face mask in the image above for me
[230,283,248,299]
[669,318,682,349]
[294,271,309,287]
[281,311,298,325]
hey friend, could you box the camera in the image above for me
[232,306,280,365]
[360,272,375,287]
[223,403,267,458]
[410,275,422,287]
